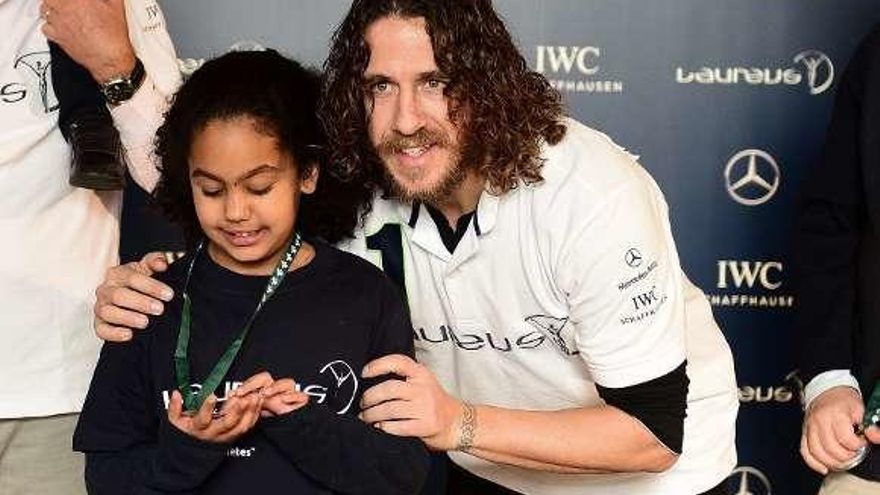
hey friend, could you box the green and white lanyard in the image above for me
[173,232,302,413]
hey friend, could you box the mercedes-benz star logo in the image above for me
[726,466,772,495]
[624,248,643,268]
[724,149,780,206]
[794,50,834,96]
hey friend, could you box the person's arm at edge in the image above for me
[361,353,679,474]
[792,28,868,395]
[794,27,880,474]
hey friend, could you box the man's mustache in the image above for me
[377,128,451,155]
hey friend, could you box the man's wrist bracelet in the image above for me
[457,402,477,451]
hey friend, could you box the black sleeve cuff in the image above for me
[595,361,689,454]
[146,419,228,490]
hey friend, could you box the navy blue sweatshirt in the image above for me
[74,242,430,494]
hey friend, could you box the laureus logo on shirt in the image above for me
[413,318,584,358]
[4,51,57,113]
[525,315,579,356]
[160,360,360,415]
[413,325,550,354]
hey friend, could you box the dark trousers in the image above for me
[47,41,106,140]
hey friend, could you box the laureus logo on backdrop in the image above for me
[177,40,267,76]
[739,370,804,406]
[708,259,794,308]
[725,466,772,495]
[676,49,834,95]
[534,45,625,94]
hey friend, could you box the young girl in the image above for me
[74,50,429,494]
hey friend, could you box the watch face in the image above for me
[101,59,144,105]
[103,81,135,105]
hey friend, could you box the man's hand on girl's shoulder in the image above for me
[94,251,174,342]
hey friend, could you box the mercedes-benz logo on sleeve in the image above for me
[726,466,772,495]
[624,248,643,268]
[724,149,780,206]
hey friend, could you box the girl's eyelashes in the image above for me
[197,185,274,197]
[248,185,273,196]
[201,188,223,197]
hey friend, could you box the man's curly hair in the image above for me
[153,50,363,247]
[320,0,567,206]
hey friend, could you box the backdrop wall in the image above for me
[121,2,880,493]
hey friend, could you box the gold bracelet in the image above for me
[457,402,477,451]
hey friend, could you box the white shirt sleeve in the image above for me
[110,78,169,193]
[804,369,861,410]
[555,171,687,389]
[110,0,182,193]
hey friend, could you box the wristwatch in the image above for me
[100,58,146,106]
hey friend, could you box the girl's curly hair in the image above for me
[320,0,567,209]
[153,50,362,247]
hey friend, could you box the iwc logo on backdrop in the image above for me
[708,260,794,308]
[725,466,772,495]
[724,149,780,206]
[676,49,834,95]
[534,45,624,94]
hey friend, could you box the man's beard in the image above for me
[376,127,468,204]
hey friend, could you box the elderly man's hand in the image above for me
[41,0,136,83]
[94,252,173,342]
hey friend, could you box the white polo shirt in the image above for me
[0,0,179,418]
[341,119,738,494]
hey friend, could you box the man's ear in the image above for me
[300,163,319,194]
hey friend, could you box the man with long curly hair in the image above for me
[93,1,737,494]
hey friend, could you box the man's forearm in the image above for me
[459,403,677,474]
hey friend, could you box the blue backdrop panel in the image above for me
[120,2,880,493]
